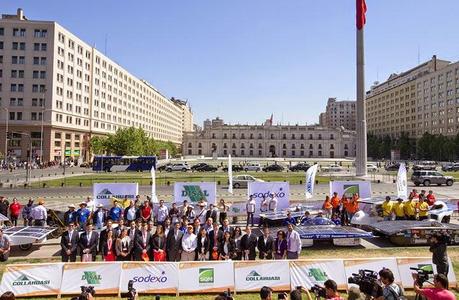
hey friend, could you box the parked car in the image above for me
[191,163,208,170]
[322,164,343,172]
[165,163,191,172]
[243,163,262,172]
[412,161,437,171]
[367,163,378,172]
[384,162,408,171]
[232,175,264,188]
[157,163,171,172]
[195,164,218,172]
[222,165,244,172]
[263,164,284,172]
[441,163,459,172]
[289,163,311,172]
[411,170,454,187]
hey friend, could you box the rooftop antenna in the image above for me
[104,34,108,55]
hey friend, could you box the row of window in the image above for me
[0,41,47,51]
[189,142,348,150]
[0,28,47,38]
[8,84,46,93]
[211,133,335,140]
[188,149,348,158]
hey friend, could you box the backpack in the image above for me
[388,284,407,300]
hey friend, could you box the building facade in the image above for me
[0,9,192,163]
[183,118,356,158]
[319,97,356,130]
[365,55,459,138]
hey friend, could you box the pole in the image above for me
[3,108,8,165]
[355,19,367,176]
[40,113,44,165]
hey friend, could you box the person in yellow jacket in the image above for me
[418,197,429,221]
[404,197,416,220]
[381,196,393,221]
[392,198,405,220]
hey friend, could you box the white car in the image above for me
[243,163,262,172]
[165,163,191,172]
[367,164,378,172]
[322,164,344,172]
[232,175,264,188]
[429,201,454,223]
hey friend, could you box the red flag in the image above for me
[356,0,367,30]
[269,113,273,125]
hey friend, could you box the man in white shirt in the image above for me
[155,199,169,226]
[181,225,197,261]
[268,193,278,212]
[31,199,47,226]
[286,223,301,259]
[196,202,208,225]
[246,196,256,227]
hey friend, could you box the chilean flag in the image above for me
[356,0,367,30]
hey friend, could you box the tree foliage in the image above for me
[89,127,178,157]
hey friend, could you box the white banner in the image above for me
[60,263,121,295]
[120,262,178,294]
[174,182,217,205]
[329,181,372,199]
[396,163,408,200]
[178,261,234,293]
[290,260,347,290]
[228,155,233,195]
[93,183,139,208]
[305,164,319,199]
[151,166,158,204]
[248,182,290,216]
[235,261,290,292]
[0,263,63,297]
[397,257,457,288]
[344,258,401,289]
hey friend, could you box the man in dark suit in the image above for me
[60,223,79,262]
[241,226,258,260]
[205,204,218,223]
[78,223,99,261]
[219,218,234,235]
[208,222,223,260]
[257,226,274,260]
[134,223,151,261]
[166,222,183,261]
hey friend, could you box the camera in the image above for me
[309,284,326,298]
[219,288,234,300]
[120,280,137,300]
[348,269,382,297]
[78,286,95,300]
[410,267,433,287]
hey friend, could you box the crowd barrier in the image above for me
[0,257,456,297]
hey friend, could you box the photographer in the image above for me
[413,273,455,300]
[429,233,449,276]
[376,268,404,300]
[324,280,344,300]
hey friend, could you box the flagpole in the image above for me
[355,0,367,177]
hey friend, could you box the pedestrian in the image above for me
[392,198,405,221]
[274,230,287,260]
[78,223,98,262]
[430,233,449,276]
[63,204,77,226]
[232,226,243,260]
[124,200,139,224]
[196,202,207,225]
[155,199,169,226]
[268,193,278,212]
[246,196,256,227]
[92,204,107,230]
[152,225,167,261]
[76,202,91,230]
[345,195,359,225]
[108,199,123,222]
[196,227,210,261]
[205,203,218,223]
[257,226,274,260]
[169,202,180,224]
[283,212,296,226]
[260,195,269,213]
[241,226,257,260]
[382,196,393,221]
[116,228,133,261]
[0,196,9,218]
[340,195,349,225]
[209,222,222,260]
[181,225,197,261]
[60,223,79,262]
[185,206,196,224]
[322,196,333,219]
[8,198,21,226]
[330,192,340,216]
[166,222,184,262]
[139,200,152,223]
[404,197,416,220]
[134,222,151,261]
[417,197,429,221]
[300,211,311,225]
[218,199,229,225]
[101,230,116,261]
[286,223,301,259]
[426,190,436,206]
[220,218,234,235]
[219,231,235,260]
[0,228,11,262]
[31,199,47,226]
[21,199,34,226]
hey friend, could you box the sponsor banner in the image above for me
[396,163,408,200]
[290,260,346,290]
[174,182,217,205]
[61,263,121,295]
[0,263,63,297]
[247,182,290,217]
[329,181,371,199]
[344,258,401,289]
[235,261,290,292]
[93,183,139,208]
[305,164,319,199]
[120,262,178,294]
[397,257,457,288]
[178,261,234,293]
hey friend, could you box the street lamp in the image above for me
[1,107,8,165]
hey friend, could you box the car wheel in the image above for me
[423,180,431,186]
[19,243,33,251]
[233,183,240,189]
[166,168,172,172]
[182,168,187,172]
[446,180,453,186]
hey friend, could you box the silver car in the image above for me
[232,175,264,188]
[165,163,191,172]
[411,170,454,187]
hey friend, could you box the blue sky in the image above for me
[3,1,459,126]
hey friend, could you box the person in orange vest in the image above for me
[322,196,333,219]
[340,195,350,226]
[426,190,436,206]
[345,194,360,225]
[330,192,340,216]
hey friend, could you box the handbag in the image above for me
[82,253,92,262]
[141,252,150,262]
[153,250,166,261]
[104,251,116,261]
[211,249,219,260]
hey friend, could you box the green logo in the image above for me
[343,185,360,198]
[12,275,50,286]
[199,268,214,284]
[246,270,280,281]
[81,271,102,284]
[308,268,328,282]
[182,185,209,202]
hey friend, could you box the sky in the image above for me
[3,0,459,126]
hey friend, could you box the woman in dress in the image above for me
[185,206,195,224]
[274,230,287,260]
[196,227,209,261]
[116,228,132,261]
[152,225,166,261]
[219,231,235,260]
[102,230,116,261]
[218,199,229,225]
[232,226,243,260]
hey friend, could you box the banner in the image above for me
[234,261,290,292]
[120,262,178,294]
[174,182,217,205]
[93,183,139,208]
[397,257,457,288]
[60,263,121,295]
[290,260,346,290]
[178,261,234,293]
[0,263,63,297]
[344,258,401,289]
[396,163,408,200]
[305,164,319,199]
[228,155,233,195]
[329,181,371,199]
[150,166,158,204]
[248,182,290,216]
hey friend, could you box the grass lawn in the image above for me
[1,246,458,299]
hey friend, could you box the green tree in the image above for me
[89,136,107,155]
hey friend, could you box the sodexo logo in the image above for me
[132,271,168,283]
[250,187,286,199]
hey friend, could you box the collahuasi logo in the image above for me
[199,268,214,284]
[81,271,102,284]
[12,275,50,286]
[246,270,280,281]
[96,188,135,200]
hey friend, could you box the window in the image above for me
[0,28,3,36]
[0,42,3,50]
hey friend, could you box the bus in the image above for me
[92,156,156,172]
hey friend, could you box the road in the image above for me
[0,166,90,186]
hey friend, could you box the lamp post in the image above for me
[1,108,8,165]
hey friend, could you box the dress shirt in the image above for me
[246,200,256,213]
[31,205,47,220]
[181,233,197,252]
[156,206,169,222]
[286,230,302,254]
[126,206,137,221]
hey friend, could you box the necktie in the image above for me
[87,232,91,246]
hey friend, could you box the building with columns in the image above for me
[182,117,356,158]
[0,9,192,163]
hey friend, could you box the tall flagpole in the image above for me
[355,0,367,176]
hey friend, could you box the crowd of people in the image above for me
[381,189,437,221]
